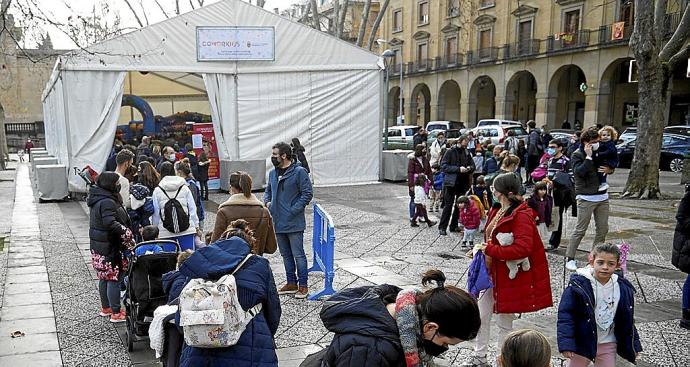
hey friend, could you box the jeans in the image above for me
[474,290,515,357]
[683,274,690,311]
[549,205,566,248]
[199,180,208,200]
[439,186,461,231]
[567,342,617,367]
[99,279,122,313]
[276,232,308,287]
[408,196,416,219]
[567,199,610,259]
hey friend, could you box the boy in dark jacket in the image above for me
[558,244,642,366]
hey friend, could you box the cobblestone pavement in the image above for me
[1,161,688,366]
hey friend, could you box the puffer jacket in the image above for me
[484,202,553,313]
[673,188,690,273]
[459,200,481,230]
[407,153,431,191]
[152,176,199,238]
[557,271,642,363]
[210,194,277,255]
[170,236,282,367]
[88,186,130,263]
[162,270,187,304]
[319,285,404,366]
[441,146,475,188]
[264,163,313,234]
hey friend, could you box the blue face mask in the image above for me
[546,148,556,156]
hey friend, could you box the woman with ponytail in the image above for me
[461,172,552,367]
[306,269,480,366]
[210,171,277,255]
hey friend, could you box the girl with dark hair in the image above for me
[291,137,310,173]
[158,161,176,178]
[210,171,277,255]
[309,270,481,366]
[137,161,160,192]
[88,172,134,323]
[461,172,552,367]
[151,161,199,250]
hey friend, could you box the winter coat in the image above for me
[484,202,553,313]
[594,140,619,169]
[319,285,405,367]
[528,129,543,156]
[152,176,199,239]
[185,177,205,222]
[572,150,607,196]
[483,156,499,175]
[429,139,446,166]
[88,186,130,273]
[557,272,642,363]
[547,155,574,208]
[136,143,151,158]
[433,172,444,191]
[527,194,554,227]
[171,236,282,367]
[407,153,432,191]
[672,189,690,273]
[293,146,310,173]
[264,163,313,234]
[184,153,200,179]
[197,152,210,182]
[459,200,481,230]
[162,270,187,304]
[210,194,278,256]
[441,146,475,189]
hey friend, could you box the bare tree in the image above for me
[337,0,349,38]
[332,0,339,35]
[366,0,389,50]
[309,0,320,31]
[122,0,144,27]
[355,0,370,46]
[623,1,690,198]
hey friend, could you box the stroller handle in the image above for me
[133,240,181,254]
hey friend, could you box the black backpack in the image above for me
[159,186,190,233]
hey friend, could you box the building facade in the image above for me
[381,0,690,129]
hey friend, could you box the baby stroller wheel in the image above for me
[126,316,134,352]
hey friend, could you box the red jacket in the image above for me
[484,201,553,314]
[458,200,481,230]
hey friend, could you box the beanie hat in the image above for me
[492,173,522,196]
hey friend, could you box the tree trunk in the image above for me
[356,0,371,46]
[338,0,350,39]
[309,0,320,31]
[332,0,340,35]
[367,0,390,50]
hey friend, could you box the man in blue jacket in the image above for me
[264,142,313,299]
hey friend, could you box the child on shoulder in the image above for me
[594,126,619,192]
[558,243,642,367]
[456,196,480,249]
[411,174,437,228]
[527,181,554,245]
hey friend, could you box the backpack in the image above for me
[504,137,518,155]
[159,186,190,233]
[178,254,262,348]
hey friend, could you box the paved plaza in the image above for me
[0,161,688,366]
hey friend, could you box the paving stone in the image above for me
[0,332,59,356]
[7,257,45,267]
[0,351,62,366]
[6,272,49,284]
[4,281,50,295]
[0,317,57,336]
[3,291,52,306]
[1,304,55,321]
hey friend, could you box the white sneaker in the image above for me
[598,183,609,191]
[565,259,578,271]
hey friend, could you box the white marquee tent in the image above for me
[42,0,382,192]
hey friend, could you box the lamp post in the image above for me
[381,49,395,150]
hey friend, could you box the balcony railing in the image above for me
[504,39,541,58]
[598,23,632,44]
[439,53,463,68]
[471,47,499,63]
[547,30,590,52]
[413,58,433,72]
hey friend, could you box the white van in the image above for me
[426,120,466,131]
[476,119,522,127]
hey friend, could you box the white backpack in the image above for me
[178,254,262,348]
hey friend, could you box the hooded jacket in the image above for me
[319,285,405,367]
[169,237,282,367]
[459,199,481,230]
[88,186,130,264]
[672,189,690,273]
[210,194,278,255]
[407,152,431,191]
[264,163,313,233]
[484,202,553,313]
[571,149,607,196]
[557,269,642,363]
[152,176,199,238]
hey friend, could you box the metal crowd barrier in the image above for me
[307,203,336,300]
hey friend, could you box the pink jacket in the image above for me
[459,200,481,230]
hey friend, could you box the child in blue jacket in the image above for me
[557,243,642,367]
[430,164,444,212]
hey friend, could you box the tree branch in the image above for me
[153,0,170,18]
[189,0,195,10]
[659,3,690,61]
[121,0,144,27]
[338,0,349,38]
[138,0,149,26]
[310,0,320,31]
[654,0,669,42]
[668,43,690,69]
[367,0,390,50]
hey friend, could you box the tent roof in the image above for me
[59,0,380,74]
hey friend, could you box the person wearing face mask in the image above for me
[306,270,480,367]
[461,172,552,367]
[546,139,573,251]
[429,131,447,166]
[114,149,135,209]
[439,136,476,235]
[264,142,313,299]
[565,127,614,271]
[156,146,177,172]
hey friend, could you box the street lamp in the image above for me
[381,49,395,150]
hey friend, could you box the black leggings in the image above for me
[199,180,209,200]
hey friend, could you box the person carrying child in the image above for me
[498,329,551,367]
[456,196,480,249]
[527,181,554,245]
[594,126,619,191]
[557,243,642,367]
[411,174,437,228]
[430,164,444,212]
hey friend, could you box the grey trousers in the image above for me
[567,199,610,259]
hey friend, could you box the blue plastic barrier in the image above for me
[307,203,336,300]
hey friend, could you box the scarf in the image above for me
[395,289,436,367]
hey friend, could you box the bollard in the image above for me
[307,203,336,300]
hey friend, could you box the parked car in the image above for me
[472,125,528,145]
[476,119,522,127]
[427,129,462,146]
[616,133,690,172]
[664,125,690,136]
[383,125,421,150]
[549,129,575,143]
[426,120,466,132]
[617,125,690,144]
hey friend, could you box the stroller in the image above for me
[124,240,180,352]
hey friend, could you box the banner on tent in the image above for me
[193,123,221,189]
[197,26,275,61]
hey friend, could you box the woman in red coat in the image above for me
[461,172,552,367]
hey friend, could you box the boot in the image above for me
[411,220,419,227]
[681,309,690,330]
[427,219,437,227]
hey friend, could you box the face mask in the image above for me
[422,332,449,357]
[271,157,282,167]
[591,142,600,151]
[167,154,176,161]
[546,148,556,156]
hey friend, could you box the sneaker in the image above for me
[110,310,126,323]
[278,283,299,295]
[427,220,437,228]
[295,286,308,299]
[98,307,113,317]
[566,259,578,271]
[599,183,609,191]
[459,354,489,367]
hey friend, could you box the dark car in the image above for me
[617,133,690,172]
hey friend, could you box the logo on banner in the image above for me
[197,26,275,61]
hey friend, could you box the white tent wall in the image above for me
[202,73,236,161]
[43,76,69,167]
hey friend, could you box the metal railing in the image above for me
[413,58,433,72]
[474,47,499,63]
[598,23,633,44]
[504,39,541,58]
[547,30,591,52]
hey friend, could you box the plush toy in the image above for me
[496,232,531,279]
